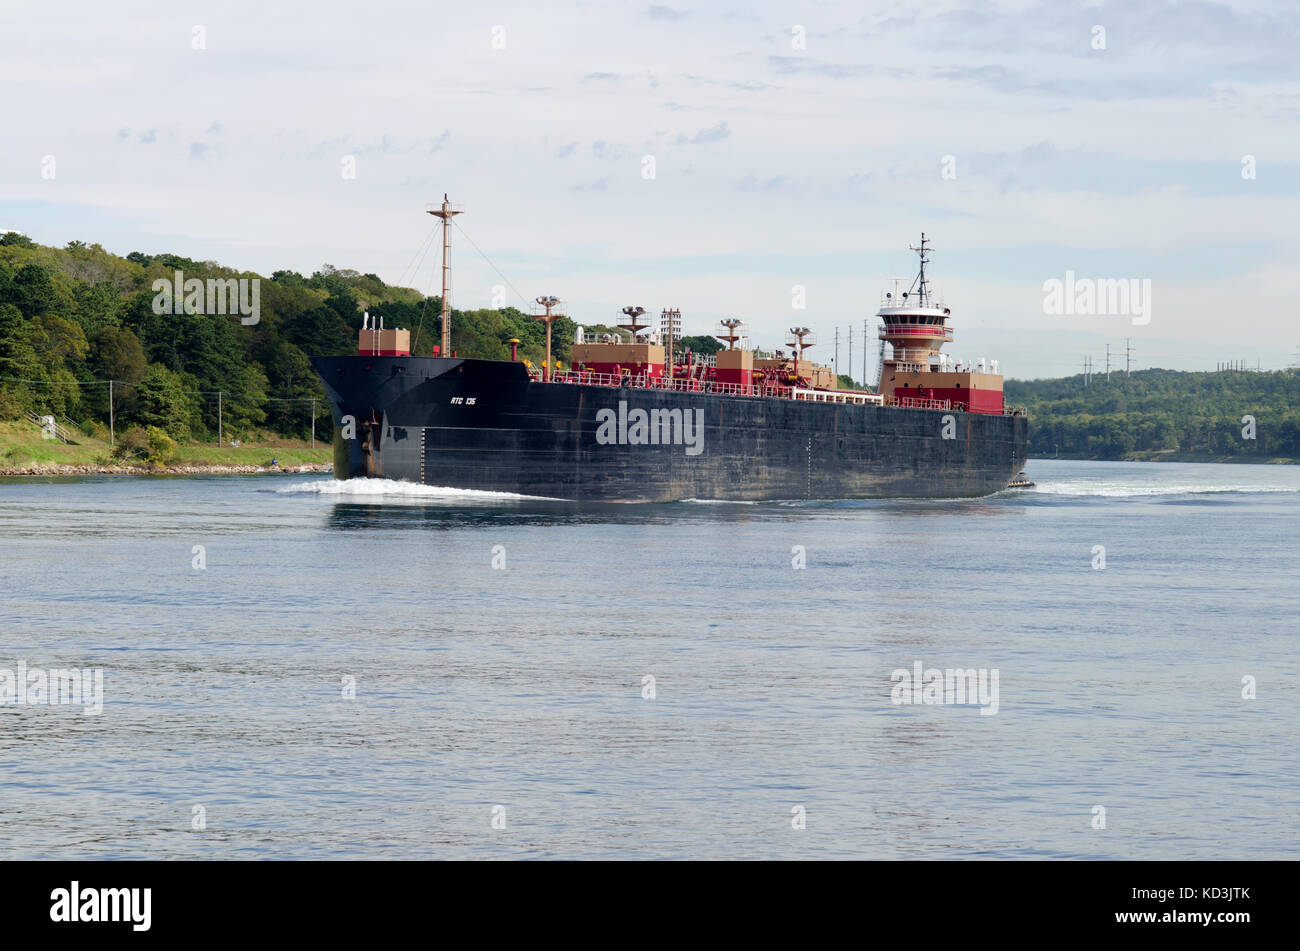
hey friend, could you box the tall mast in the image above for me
[908,232,932,307]
[426,194,464,356]
[532,296,564,382]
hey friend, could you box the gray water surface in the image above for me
[1,459,1296,859]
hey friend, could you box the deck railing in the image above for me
[879,326,954,340]
[888,395,956,411]
[526,367,1014,415]
[533,369,796,400]
[792,388,884,406]
[885,347,941,364]
[879,294,946,310]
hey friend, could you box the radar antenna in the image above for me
[907,232,933,307]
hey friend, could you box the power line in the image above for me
[864,318,870,388]
[0,376,110,386]
[3,374,321,404]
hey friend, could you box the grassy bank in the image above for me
[0,420,333,471]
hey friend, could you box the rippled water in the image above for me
[1,460,1297,859]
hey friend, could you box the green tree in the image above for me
[679,334,724,356]
[8,263,60,317]
[221,365,269,434]
[284,305,354,357]
[71,281,125,336]
[37,314,89,366]
[0,303,42,414]
[131,364,195,438]
[94,325,147,383]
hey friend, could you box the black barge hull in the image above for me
[311,356,1027,502]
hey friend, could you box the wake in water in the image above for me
[276,478,1299,503]
[1031,482,1300,497]
[276,478,560,502]
[273,464,1300,504]
[1011,459,1300,499]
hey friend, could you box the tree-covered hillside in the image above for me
[0,233,577,444]
[1005,368,1300,461]
[5,233,1296,462]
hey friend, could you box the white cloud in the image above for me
[3,0,1299,369]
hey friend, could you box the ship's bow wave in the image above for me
[276,478,561,502]
[1031,481,1300,498]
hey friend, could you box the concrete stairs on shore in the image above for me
[25,412,75,444]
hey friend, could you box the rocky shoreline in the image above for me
[0,462,333,477]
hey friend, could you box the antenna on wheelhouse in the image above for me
[425,194,464,357]
[908,232,933,307]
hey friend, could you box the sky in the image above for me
[3,0,1299,379]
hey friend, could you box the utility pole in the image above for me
[1126,338,1134,376]
[660,308,680,383]
[1082,356,1090,387]
[217,391,223,446]
[863,318,868,388]
[848,325,853,384]
[108,379,114,446]
[425,195,464,357]
[1105,343,1111,382]
[311,398,316,449]
[834,328,840,377]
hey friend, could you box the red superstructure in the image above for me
[875,234,1005,414]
